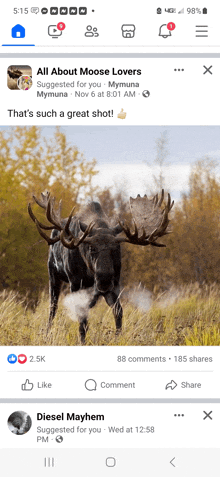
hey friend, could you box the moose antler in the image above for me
[28,193,59,245]
[28,190,173,249]
[28,192,94,247]
[32,192,64,231]
[116,189,174,247]
[60,221,95,249]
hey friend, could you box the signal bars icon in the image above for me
[178,7,207,14]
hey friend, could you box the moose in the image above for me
[28,190,174,343]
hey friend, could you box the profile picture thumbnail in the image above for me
[7,411,32,435]
[7,65,32,90]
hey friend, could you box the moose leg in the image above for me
[104,291,123,332]
[78,317,88,344]
[48,276,62,333]
[89,293,100,309]
[68,282,89,344]
[77,289,99,345]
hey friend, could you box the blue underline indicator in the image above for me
[2,44,35,46]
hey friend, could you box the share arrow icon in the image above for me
[165,380,177,390]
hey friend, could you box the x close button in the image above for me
[203,65,213,75]
[203,411,213,420]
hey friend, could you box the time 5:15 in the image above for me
[13,8,29,14]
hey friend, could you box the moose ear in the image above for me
[79,221,89,232]
[112,224,123,235]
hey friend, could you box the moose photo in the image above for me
[0,125,219,346]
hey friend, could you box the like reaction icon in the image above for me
[7,354,17,364]
[21,379,34,391]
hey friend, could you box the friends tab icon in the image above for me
[85,25,99,37]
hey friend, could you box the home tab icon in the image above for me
[11,24,25,38]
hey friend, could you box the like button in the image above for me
[21,379,34,391]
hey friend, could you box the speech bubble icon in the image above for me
[31,7,39,14]
[85,379,97,391]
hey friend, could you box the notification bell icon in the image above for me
[159,24,171,38]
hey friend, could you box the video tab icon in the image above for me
[48,25,62,37]
[69,7,77,14]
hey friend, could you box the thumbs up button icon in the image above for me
[7,354,17,364]
[21,379,34,391]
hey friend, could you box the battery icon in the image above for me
[202,7,207,14]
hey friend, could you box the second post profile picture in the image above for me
[7,411,32,435]
[7,65,32,90]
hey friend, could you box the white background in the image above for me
[3,58,219,125]
[1,0,219,52]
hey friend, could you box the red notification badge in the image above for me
[167,22,176,31]
[57,22,66,31]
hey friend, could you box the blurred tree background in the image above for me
[0,126,220,302]
[0,126,98,300]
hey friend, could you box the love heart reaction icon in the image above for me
[18,354,27,364]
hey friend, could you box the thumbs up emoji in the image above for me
[117,108,127,119]
[21,379,34,391]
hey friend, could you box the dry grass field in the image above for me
[0,283,220,346]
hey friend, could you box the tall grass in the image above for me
[0,283,220,346]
